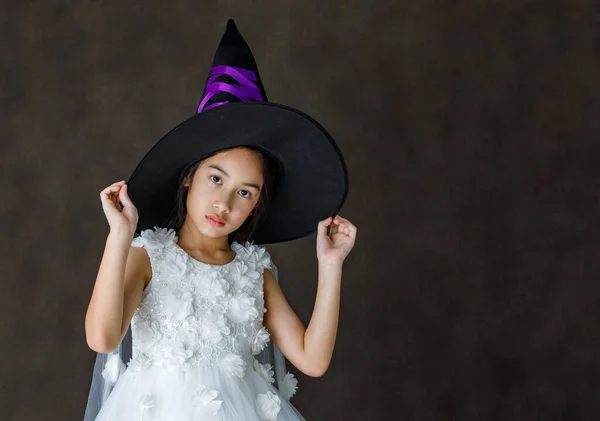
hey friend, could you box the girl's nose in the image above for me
[213,189,235,213]
[213,198,231,214]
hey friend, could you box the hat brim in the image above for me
[126,101,348,244]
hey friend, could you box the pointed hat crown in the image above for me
[196,19,268,113]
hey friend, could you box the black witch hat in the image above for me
[126,19,348,244]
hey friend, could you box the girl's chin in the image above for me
[186,215,242,238]
[198,222,239,238]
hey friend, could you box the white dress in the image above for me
[93,227,304,421]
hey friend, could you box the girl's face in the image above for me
[185,147,264,239]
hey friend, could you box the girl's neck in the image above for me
[175,221,232,258]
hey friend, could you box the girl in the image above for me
[84,19,355,421]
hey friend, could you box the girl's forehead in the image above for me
[207,149,262,167]
[198,149,264,180]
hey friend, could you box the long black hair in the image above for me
[163,146,279,245]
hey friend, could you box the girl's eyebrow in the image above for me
[208,164,261,191]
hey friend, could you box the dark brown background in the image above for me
[2,1,600,420]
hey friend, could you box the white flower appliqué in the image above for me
[234,242,270,267]
[139,393,156,419]
[208,275,230,297]
[198,311,230,343]
[161,289,195,323]
[101,352,126,385]
[253,246,272,269]
[232,241,254,260]
[255,391,281,421]
[253,359,275,384]
[229,261,258,290]
[164,250,194,278]
[161,344,193,371]
[218,351,246,378]
[135,320,163,352]
[127,354,151,373]
[278,372,299,400]
[252,326,271,355]
[228,292,258,323]
[135,226,176,251]
[139,393,156,409]
[192,385,223,416]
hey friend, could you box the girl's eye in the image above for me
[211,175,250,198]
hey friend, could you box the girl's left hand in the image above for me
[316,215,357,264]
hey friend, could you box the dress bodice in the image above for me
[128,227,273,378]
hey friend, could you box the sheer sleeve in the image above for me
[254,256,298,401]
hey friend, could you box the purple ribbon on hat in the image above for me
[197,65,264,113]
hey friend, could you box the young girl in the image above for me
[83,19,356,421]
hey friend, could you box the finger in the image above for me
[339,220,349,232]
[118,184,134,207]
[100,188,117,201]
[103,180,125,190]
[337,219,354,230]
[329,224,338,237]
[101,191,120,209]
[101,185,121,197]
[318,217,332,237]
[347,225,357,238]
[334,215,349,224]
[111,191,122,209]
[107,181,125,190]
[100,193,119,213]
[103,186,121,202]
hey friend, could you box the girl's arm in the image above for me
[263,215,356,377]
[263,262,342,377]
[85,230,150,353]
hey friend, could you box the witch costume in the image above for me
[83,19,348,421]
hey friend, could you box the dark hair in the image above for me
[164,146,279,244]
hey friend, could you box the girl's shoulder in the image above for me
[231,241,272,270]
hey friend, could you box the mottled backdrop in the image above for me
[2,1,600,420]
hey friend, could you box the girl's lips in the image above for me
[206,215,225,227]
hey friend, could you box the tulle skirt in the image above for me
[93,365,306,421]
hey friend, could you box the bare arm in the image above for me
[263,261,342,377]
[85,230,150,353]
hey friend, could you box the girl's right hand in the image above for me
[100,180,138,235]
